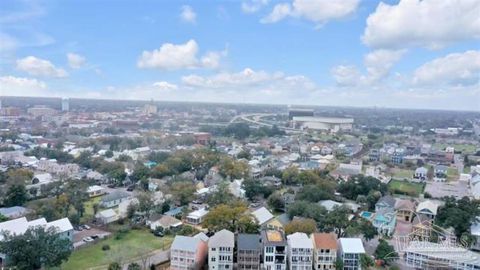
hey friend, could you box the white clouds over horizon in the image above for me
[0,75,47,96]
[137,39,226,70]
[67,53,86,69]
[16,56,68,78]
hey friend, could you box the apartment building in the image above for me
[287,232,313,270]
[261,230,287,270]
[338,238,365,270]
[170,235,208,270]
[237,234,261,270]
[405,241,480,269]
[208,229,235,270]
[311,233,337,270]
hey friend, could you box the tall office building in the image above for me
[62,98,69,112]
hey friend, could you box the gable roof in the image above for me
[376,195,396,208]
[287,232,313,248]
[312,233,337,250]
[252,207,274,225]
[101,190,130,203]
[416,200,439,215]
[208,229,234,248]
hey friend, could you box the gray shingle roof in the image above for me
[209,229,234,248]
[237,234,260,251]
[171,235,201,252]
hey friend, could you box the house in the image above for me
[318,200,343,212]
[405,241,480,269]
[147,214,182,231]
[31,172,53,185]
[100,190,131,208]
[338,238,365,270]
[411,214,433,240]
[311,233,337,270]
[252,207,274,227]
[186,208,209,225]
[229,179,245,198]
[0,216,73,245]
[237,234,261,270]
[208,229,234,270]
[434,165,448,180]
[332,163,362,179]
[372,209,397,236]
[170,235,208,270]
[414,167,428,181]
[0,206,30,219]
[470,174,480,200]
[87,185,106,197]
[287,232,313,270]
[395,199,415,222]
[375,195,396,212]
[261,230,287,270]
[470,219,480,251]
[95,209,119,224]
[416,200,439,219]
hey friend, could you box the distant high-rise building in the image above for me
[61,98,69,112]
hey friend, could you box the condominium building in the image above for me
[311,233,337,270]
[237,234,261,270]
[405,241,480,270]
[287,232,313,270]
[338,238,365,270]
[261,230,287,270]
[170,235,208,270]
[208,229,234,270]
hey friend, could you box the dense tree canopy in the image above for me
[338,175,388,201]
[435,196,480,237]
[203,202,259,233]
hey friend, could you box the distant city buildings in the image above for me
[61,98,69,112]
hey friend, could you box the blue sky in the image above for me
[0,0,479,110]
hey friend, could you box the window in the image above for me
[266,256,274,262]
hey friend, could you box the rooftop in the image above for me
[312,233,338,250]
[237,234,260,251]
[339,238,365,254]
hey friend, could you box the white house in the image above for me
[87,185,106,197]
[252,207,274,227]
[416,200,440,219]
[100,190,131,208]
[287,232,313,270]
[338,238,365,270]
[95,209,119,224]
[186,208,209,225]
[208,229,235,270]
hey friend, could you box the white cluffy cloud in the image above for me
[0,76,47,96]
[262,0,359,25]
[180,5,196,23]
[16,56,68,77]
[413,50,480,86]
[137,39,226,70]
[67,53,86,69]
[363,0,480,49]
[331,49,405,86]
[242,0,269,13]
[152,81,178,91]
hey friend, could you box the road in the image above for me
[230,113,301,133]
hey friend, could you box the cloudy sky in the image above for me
[0,0,479,110]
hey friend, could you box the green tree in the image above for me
[284,218,317,234]
[296,184,334,202]
[130,163,150,183]
[218,157,250,180]
[360,254,374,269]
[170,181,196,205]
[108,262,122,270]
[4,184,28,206]
[267,192,285,211]
[287,201,327,222]
[282,166,299,185]
[206,181,235,206]
[0,226,72,270]
[203,202,258,233]
[360,220,378,242]
[64,181,89,217]
[127,262,141,270]
[323,205,350,238]
[374,239,398,265]
[105,150,114,158]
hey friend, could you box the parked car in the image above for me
[83,237,94,242]
[83,224,91,230]
[91,235,99,239]
[126,184,135,191]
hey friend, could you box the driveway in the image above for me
[73,227,111,249]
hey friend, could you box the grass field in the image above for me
[388,179,425,197]
[62,229,173,270]
[433,143,478,154]
[391,168,414,180]
[447,167,460,181]
[81,197,101,224]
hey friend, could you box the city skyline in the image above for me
[0,0,479,111]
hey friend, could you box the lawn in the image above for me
[62,229,173,270]
[447,167,460,181]
[81,196,102,224]
[391,168,414,180]
[388,180,425,197]
[433,143,478,154]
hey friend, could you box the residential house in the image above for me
[411,214,433,240]
[368,149,380,162]
[186,208,209,225]
[413,167,428,181]
[170,235,208,270]
[287,232,313,270]
[252,207,274,228]
[338,238,365,270]
[208,229,234,270]
[229,179,245,198]
[405,241,480,269]
[471,174,480,200]
[332,163,362,179]
[100,190,131,208]
[87,185,106,197]
[95,209,119,225]
[395,199,415,222]
[147,214,182,231]
[416,200,439,220]
[391,148,404,164]
[375,195,396,212]
[311,233,337,270]
[265,213,290,232]
[261,230,287,270]
[434,165,448,180]
[372,209,396,236]
[237,234,261,270]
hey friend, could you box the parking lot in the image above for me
[73,227,111,249]
[424,180,470,199]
